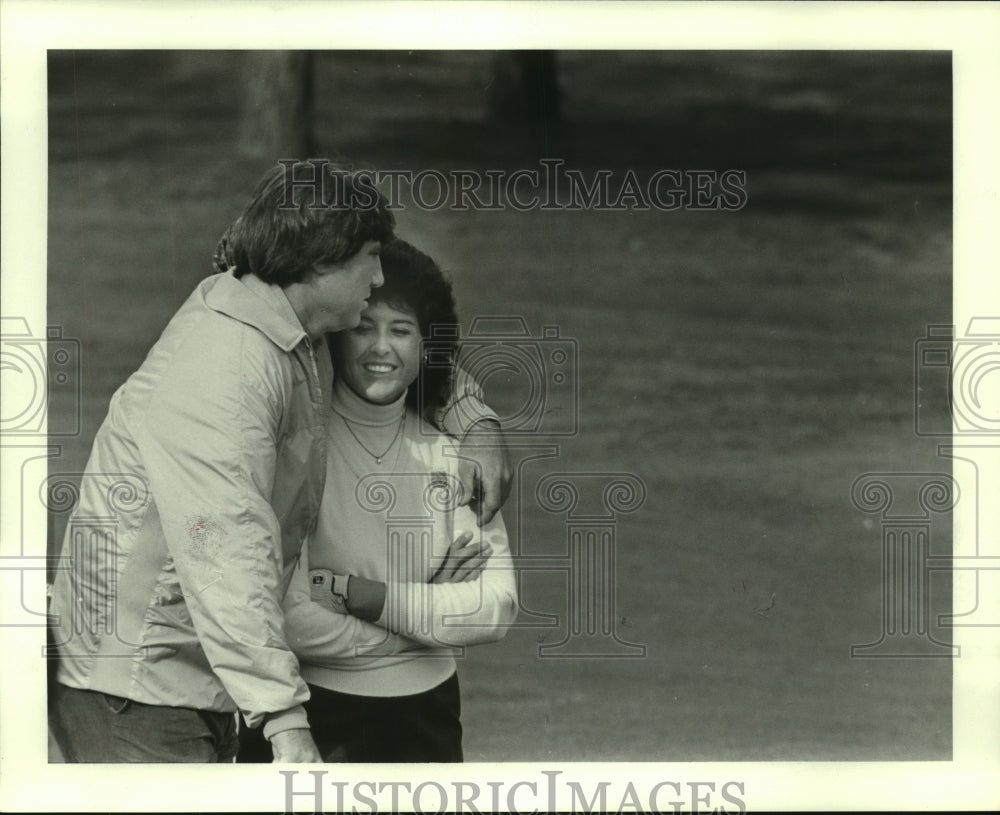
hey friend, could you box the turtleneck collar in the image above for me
[331,376,406,427]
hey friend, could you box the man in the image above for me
[48,161,511,762]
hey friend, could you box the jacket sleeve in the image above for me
[435,364,500,438]
[135,326,309,737]
[282,538,420,666]
[376,506,518,647]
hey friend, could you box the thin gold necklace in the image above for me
[338,411,405,464]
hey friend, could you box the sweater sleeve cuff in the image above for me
[439,395,500,439]
[262,704,310,741]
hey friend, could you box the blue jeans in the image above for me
[51,683,238,763]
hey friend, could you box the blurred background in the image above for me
[46,50,953,760]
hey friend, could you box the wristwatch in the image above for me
[309,569,350,614]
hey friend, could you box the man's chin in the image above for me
[332,311,364,332]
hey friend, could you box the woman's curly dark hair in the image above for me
[331,238,459,421]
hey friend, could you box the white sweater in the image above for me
[283,380,518,697]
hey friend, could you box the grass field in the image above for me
[46,50,953,761]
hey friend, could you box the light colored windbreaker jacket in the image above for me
[48,270,493,738]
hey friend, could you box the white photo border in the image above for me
[2,1,998,811]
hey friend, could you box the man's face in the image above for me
[332,299,422,406]
[312,241,384,332]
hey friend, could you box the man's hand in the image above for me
[457,419,513,526]
[269,728,323,763]
[432,531,493,584]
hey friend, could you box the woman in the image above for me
[269,239,517,762]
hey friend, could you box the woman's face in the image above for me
[333,299,422,405]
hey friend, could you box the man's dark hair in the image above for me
[212,160,395,287]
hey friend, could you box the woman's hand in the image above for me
[431,531,493,584]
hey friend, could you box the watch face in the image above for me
[309,570,337,609]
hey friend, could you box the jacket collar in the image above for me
[203,272,307,352]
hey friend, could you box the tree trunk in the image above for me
[487,50,562,123]
[238,51,316,160]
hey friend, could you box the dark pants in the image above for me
[51,683,238,763]
[237,672,463,763]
